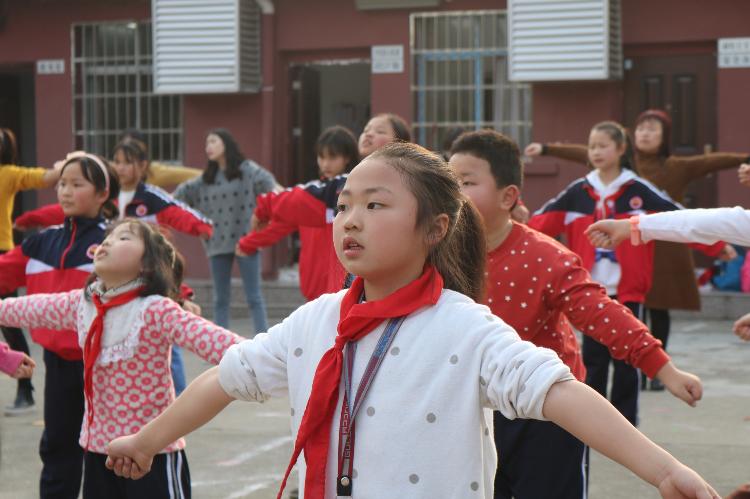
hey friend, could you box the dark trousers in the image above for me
[83,450,191,499]
[40,349,84,499]
[582,300,642,426]
[648,308,671,351]
[493,412,587,499]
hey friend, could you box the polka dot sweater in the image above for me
[219,288,575,498]
[173,160,276,256]
[486,222,669,381]
[0,289,244,454]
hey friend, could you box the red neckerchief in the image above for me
[83,286,144,449]
[277,265,444,499]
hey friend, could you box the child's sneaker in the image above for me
[4,385,35,416]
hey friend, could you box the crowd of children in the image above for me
[0,108,747,499]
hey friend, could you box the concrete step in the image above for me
[671,290,750,321]
[185,276,306,322]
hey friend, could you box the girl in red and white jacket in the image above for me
[15,139,213,239]
[0,219,243,499]
[0,152,118,498]
[528,121,698,425]
[236,126,358,300]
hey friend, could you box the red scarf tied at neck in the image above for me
[277,265,444,499]
[83,286,144,450]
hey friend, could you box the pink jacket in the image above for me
[0,289,244,453]
[0,341,23,376]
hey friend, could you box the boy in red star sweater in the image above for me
[448,129,703,499]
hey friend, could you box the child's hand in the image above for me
[718,244,738,261]
[738,163,750,188]
[732,313,750,341]
[656,462,720,499]
[655,363,703,407]
[182,300,202,316]
[524,143,543,157]
[235,243,250,258]
[585,219,630,249]
[510,203,530,224]
[250,214,269,233]
[106,435,153,480]
[12,354,35,379]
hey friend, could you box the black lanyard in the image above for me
[336,316,405,497]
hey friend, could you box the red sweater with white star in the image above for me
[486,222,669,381]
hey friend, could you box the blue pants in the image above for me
[209,252,268,334]
[171,345,186,396]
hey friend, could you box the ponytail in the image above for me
[369,142,486,302]
[428,198,486,302]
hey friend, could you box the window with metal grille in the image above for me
[411,11,532,152]
[72,21,182,162]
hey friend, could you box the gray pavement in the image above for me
[0,318,748,498]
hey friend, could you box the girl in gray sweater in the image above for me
[174,129,276,334]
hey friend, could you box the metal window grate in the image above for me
[411,11,532,151]
[72,21,183,162]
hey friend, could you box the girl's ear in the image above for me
[95,189,110,207]
[428,213,450,246]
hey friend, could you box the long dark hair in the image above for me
[85,219,184,300]
[113,138,150,181]
[374,113,411,143]
[203,128,245,184]
[316,126,359,172]
[591,121,635,171]
[369,142,486,302]
[60,154,121,219]
[0,128,18,165]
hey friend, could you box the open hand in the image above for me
[732,313,750,341]
[524,143,543,157]
[656,462,720,499]
[106,434,153,480]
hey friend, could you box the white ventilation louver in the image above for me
[152,0,261,94]
[508,0,622,81]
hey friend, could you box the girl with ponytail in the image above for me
[107,143,718,499]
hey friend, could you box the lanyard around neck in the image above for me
[336,316,405,497]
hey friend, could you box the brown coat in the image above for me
[542,143,748,310]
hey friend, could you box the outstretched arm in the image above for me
[587,208,750,249]
[544,381,719,499]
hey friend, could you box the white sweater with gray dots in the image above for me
[219,288,574,498]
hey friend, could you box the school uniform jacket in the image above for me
[0,216,106,360]
[238,177,347,300]
[529,169,683,304]
[14,182,213,239]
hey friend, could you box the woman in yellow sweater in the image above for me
[0,128,62,415]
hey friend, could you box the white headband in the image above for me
[66,152,110,192]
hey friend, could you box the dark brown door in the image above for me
[288,65,321,186]
[623,54,717,208]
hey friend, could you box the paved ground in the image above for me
[0,318,748,498]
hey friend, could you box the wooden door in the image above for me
[624,54,717,208]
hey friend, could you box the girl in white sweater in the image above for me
[107,143,718,499]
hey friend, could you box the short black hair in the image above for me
[316,126,359,172]
[450,129,523,189]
